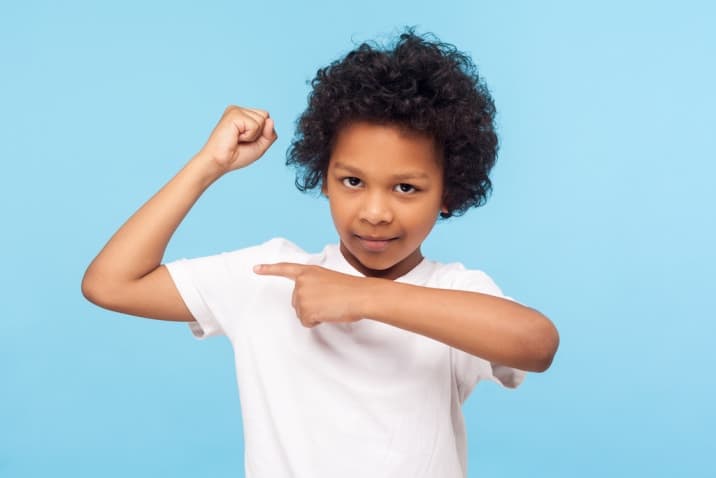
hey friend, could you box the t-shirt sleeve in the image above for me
[449,267,528,400]
[163,237,291,340]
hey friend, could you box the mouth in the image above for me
[354,234,399,252]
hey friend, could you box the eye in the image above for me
[341,177,362,189]
[394,183,417,194]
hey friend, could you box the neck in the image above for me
[338,242,424,280]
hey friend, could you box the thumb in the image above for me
[256,117,278,149]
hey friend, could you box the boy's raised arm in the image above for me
[81,106,277,322]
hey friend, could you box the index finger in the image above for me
[253,262,306,280]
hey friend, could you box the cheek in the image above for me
[409,201,442,230]
[394,203,431,228]
[328,195,352,225]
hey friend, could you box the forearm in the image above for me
[83,152,222,289]
[362,280,559,372]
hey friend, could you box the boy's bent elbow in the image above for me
[81,268,123,309]
[531,317,560,373]
[80,266,196,323]
[81,272,110,307]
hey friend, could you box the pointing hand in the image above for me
[253,263,369,328]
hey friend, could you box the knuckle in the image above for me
[232,107,249,119]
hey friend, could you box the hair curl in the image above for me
[286,27,498,218]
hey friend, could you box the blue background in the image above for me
[2,1,714,476]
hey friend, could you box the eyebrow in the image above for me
[333,162,430,181]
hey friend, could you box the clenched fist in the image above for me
[198,105,278,174]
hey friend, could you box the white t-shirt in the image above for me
[165,237,526,478]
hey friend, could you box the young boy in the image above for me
[82,29,559,477]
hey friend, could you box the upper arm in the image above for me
[82,265,195,322]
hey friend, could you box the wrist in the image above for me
[187,152,225,188]
[357,277,395,320]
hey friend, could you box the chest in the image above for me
[229,280,452,398]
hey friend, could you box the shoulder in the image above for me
[168,238,312,279]
[224,237,310,264]
[428,260,504,297]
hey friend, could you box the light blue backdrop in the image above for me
[2,1,714,476]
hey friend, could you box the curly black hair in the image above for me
[286,27,498,219]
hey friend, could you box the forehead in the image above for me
[329,121,443,178]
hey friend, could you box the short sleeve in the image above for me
[164,237,298,340]
[448,268,527,400]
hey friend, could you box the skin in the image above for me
[82,105,558,373]
[256,121,560,373]
[324,121,447,280]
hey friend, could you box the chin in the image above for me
[361,258,398,273]
[351,252,392,269]
[344,248,397,272]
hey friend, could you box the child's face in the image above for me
[323,121,447,280]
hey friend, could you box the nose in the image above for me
[359,190,393,225]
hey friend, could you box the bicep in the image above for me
[84,265,195,323]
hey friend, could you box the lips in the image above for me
[354,234,398,252]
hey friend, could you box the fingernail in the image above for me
[253,265,262,273]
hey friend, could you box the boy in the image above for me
[82,29,559,477]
